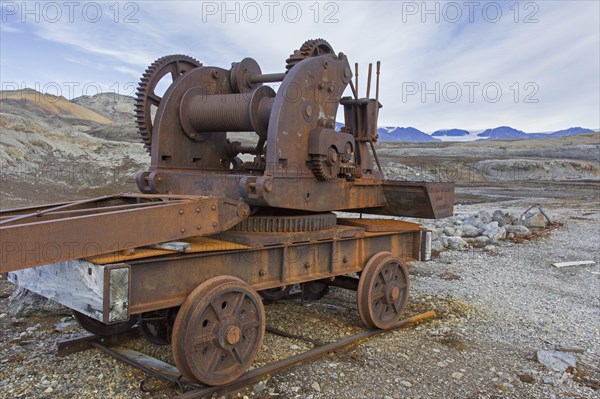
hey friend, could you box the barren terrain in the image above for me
[0,91,599,398]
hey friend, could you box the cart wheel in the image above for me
[259,285,291,301]
[140,308,178,345]
[172,276,265,386]
[301,281,329,300]
[357,252,410,329]
[72,311,137,337]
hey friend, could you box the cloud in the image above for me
[2,0,598,131]
[0,24,22,33]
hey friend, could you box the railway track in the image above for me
[57,311,436,398]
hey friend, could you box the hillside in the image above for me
[0,90,148,207]
[1,90,112,125]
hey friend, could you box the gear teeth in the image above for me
[134,55,201,153]
[285,39,335,71]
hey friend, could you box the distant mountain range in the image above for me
[335,122,595,142]
[432,129,470,137]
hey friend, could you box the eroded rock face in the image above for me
[7,286,70,317]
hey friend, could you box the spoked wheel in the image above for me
[140,307,178,345]
[301,281,329,300]
[357,252,410,329]
[72,311,137,337]
[172,276,266,386]
[259,286,292,301]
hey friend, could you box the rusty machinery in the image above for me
[0,39,454,386]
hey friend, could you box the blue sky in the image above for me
[1,0,599,132]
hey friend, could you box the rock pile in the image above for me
[424,209,550,253]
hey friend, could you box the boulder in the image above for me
[447,236,467,250]
[522,213,548,229]
[443,226,455,236]
[475,236,491,246]
[492,210,514,226]
[477,210,492,223]
[461,224,483,237]
[505,224,531,236]
[537,350,576,372]
[431,239,444,253]
[483,222,506,242]
[440,236,449,248]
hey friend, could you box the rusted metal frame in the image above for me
[126,231,418,315]
[0,194,120,225]
[281,246,287,285]
[0,193,222,224]
[330,239,338,275]
[0,197,247,273]
[265,325,325,346]
[0,201,163,224]
[174,311,436,399]
[56,328,139,357]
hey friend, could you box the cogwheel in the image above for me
[135,55,202,152]
[232,212,336,232]
[285,38,335,71]
[310,146,341,181]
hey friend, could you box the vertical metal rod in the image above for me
[374,61,381,132]
[366,63,373,98]
[375,62,381,112]
[370,61,383,173]
[354,62,359,96]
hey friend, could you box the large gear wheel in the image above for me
[135,55,202,152]
[232,212,336,233]
[285,38,335,71]
[310,146,341,181]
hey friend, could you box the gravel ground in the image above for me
[1,199,599,399]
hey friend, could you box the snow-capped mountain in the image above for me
[334,122,595,142]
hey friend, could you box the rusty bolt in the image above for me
[211,204,217,211]
[196,225,202,230]
[344,67,351,78]
[318,82,325,90]
[304,262,311,269]
[180,228,185,233]
[179,209,184,215]
[213,222,218,227]
[327,85,335,93]
[305,105,313,117]
[156,176,162,182]
[196,207,200,213]
[259,270,265,277]
[343,256,348,263]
